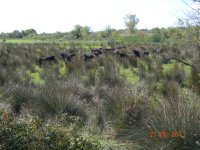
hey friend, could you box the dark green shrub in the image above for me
[0,110,103,150]
[161,80,180,101]
[165,63,185,86]
[5,83,33,114]
[128,57,137,67]
[32,78,93,120]
[190,68,200,94]
[137,60,148,79]
[116,89,200,149]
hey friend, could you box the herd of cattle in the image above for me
[38,46,164,66]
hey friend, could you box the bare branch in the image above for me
[166,57,200,70]
[181,0,200,15]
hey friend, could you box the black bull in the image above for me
[38,56,57,65]
[60,53,75,61]
[83,54,94,61]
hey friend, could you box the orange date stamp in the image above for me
[149,131,184,139]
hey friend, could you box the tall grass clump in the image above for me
[137,59,148,80]
[32,78,93,120]
[116,88,200,150]
[4,83,34,114]
[161,80,180,101]
[164,63,185,86]
[92,82,150,137]
[4,77,94,121]
[190,68,200,94]
[144,90,200,150]
[98,55,124,87]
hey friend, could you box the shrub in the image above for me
[161,80,180,101]
[137,59,148,80]
[4,83,33,114]
[116,89,200,150]
[165,63,185,86]
[98,56,124,87]
[32,78,93,120]
[190,68,200,94]
[0,110,103,150]
[84,69,97,86]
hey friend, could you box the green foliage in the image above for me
[71,25,83,39]
[190,68,200,94]
[100,26,119,39]
[124,14,139,34]
[119,66,139,84]
[59,62,68,76]
[163,63,185,86]
[151,28,162,42]
[0,110,102,150]
[0,27,198,149]
[0,29,37,39]
[116,89,200,150]
[137,59,148,80]
[26,69,44,84]
[5,83,33,114]
[71,25,91,39]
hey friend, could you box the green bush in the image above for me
[137,60,148,80]
[32,78,93,120]
[161,80,180,100]
[0,110,103,150]
[5,83,33,114]
[164,63,185,86]
[190,68,200,94]
[116,89,200,150]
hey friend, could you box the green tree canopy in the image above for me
[100,25,119,38]
[21,29,37,36]
[124,14,139,34]
[71,25,91,39]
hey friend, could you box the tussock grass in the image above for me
[0,41,198,149]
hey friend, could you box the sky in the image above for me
[0,0,193,33]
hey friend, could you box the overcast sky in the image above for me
[0,0,192,33]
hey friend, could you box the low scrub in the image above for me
[117,89,200,150]
[0,110,102,150]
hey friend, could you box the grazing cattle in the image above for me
[143,51,149,56]
[104,48,114,51]
[116,51,128,58]
[38,56,56,66]
[60,53,76,61]
[118,52,128,58]
[91,48,102,56]
[91,48,102,53]
[155,48,164,54]
[83,54,94,61]
[69,53,75,58]
[60,53,71,61]
[140,46,146,51]
[128,53,135,57]
[132,50,141,57]
[117,46,127,49]
[113,49,119,53]
[93,52,100,57]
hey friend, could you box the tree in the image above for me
[81,26,91,37]
[9,30,23,38]
[167,0,200,69]
[151,28,162,42]
[124,14,139,34]
[162,0,200,93]
[71,25,82,39]
[71,25,91,39]
[21,29,37,37]
[100,26,119,38]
